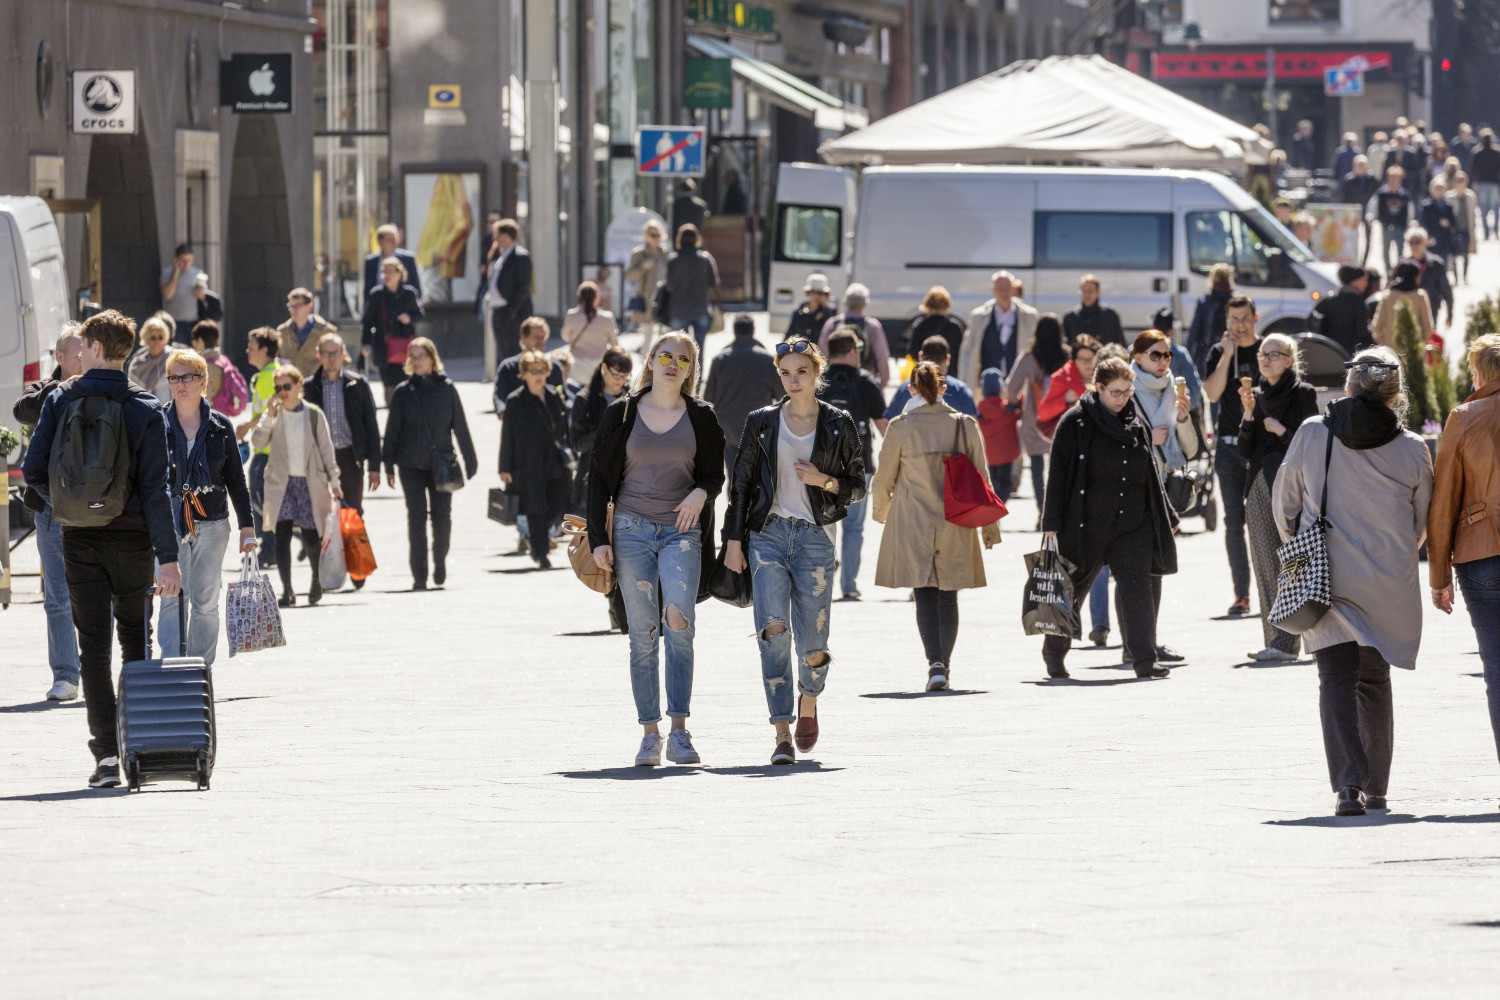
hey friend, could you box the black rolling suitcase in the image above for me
[117,595,217,791]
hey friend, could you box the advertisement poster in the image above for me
[1302,203,1363,265]
[404,171,480,304]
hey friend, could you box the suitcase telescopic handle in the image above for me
[143,575,188,659]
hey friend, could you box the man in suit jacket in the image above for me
[363,224,421,309]
[958,270,1038,389]
[487,218,534,368]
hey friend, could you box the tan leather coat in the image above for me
[1429,380,1500,588]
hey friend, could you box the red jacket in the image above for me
[1037,361,1086,425]
[977,396,1021,466]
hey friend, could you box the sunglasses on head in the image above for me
[654,351,692,369]
[1343,360,1400,371]
[776,340,815,357]
[274,383,296,393]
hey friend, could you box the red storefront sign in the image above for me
[1153,50,1392,81]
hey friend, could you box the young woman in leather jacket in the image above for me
[723,339,865,765]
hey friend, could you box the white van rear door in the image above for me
[1033,179,1174,331]
[768,163,855,334]
[0,215,29,436]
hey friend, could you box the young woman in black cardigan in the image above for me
[1041,356,1178,680]
[588,331,725,767]
[500,349,575,570]
[1238,332,1320,662]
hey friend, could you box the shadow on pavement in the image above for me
[703,763,845,777]
[0,700,85,714]
[0,788,129,802]
[556,630,617,637]
[860,690,988,699]
[1233,658,1314,669]
[1021,678,1143,687]
[556,762,844,780]
[1267,812,1500,827]
[1212,613,1262,621]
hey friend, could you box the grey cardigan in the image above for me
[1272,416,1433,669]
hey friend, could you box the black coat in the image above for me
[380,373,478,476]
[904,313,967,360]
[1062,304,1125,347]
[723,401,866,541]
[703,338,782,443]
[361,284,424,365]
[569,384,620,509]
[587,390,726,602]
[363,249,421,306]
[1042,397,1178,576]
[1311,288,1372,355]
[1417,253,1454,323]
[1238,375,1319,492]
[499,385,572,514]
[492,246,534,324]
[785,302,833,343]
[304,368,382,472]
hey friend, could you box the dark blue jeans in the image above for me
[1457,554,1500,765]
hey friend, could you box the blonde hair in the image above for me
[403,336,443,375]
[274,363,304,386]
[920,286,952,315]
[140,315,173,344]
[547,347,575,374]
[1260,332,1305,375]
[166,348,209,398]
[775,339,829,391]
[380,256,408,281]
[519,349,551,373]
[638,331,700,395]
[1468,333,1500,387]
[1208,262,1234,288]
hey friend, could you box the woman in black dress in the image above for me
[500,349,575,570]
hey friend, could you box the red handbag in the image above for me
[944,419,1008,528]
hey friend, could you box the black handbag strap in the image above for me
[1316,424,1335,526]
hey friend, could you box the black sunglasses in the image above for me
[776,340,815,356]
[274,383,296,393]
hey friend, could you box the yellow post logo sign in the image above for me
[428,86,461,109]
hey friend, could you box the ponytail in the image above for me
[578,281,599,323]
[911,361,943,406]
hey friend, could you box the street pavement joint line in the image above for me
[316,882,561,899]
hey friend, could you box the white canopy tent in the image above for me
[819,55,1272,171]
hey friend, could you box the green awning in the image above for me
[686,35,866,131]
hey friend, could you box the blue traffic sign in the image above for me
[1324,66,1363,97]
[637,127,706,177]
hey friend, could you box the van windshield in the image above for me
[1243,204,1316,263]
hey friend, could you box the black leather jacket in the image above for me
[723,400,866,541]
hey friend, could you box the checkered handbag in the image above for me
[226,551,286,657]
[1268,430,1335,635]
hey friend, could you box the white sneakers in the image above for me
[665,730,700,765]
[46,679,79,701]
[635,732,665,767]
[1248,648,1298,662]
[634,730,701,766]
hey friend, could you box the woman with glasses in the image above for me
[1041,357,1178,680]
[870,362,1000,693]
[128,314,175,404]
[157,349,257,662]
[500,349,574,570]
[249,365,343,606]
[722,339,865,764]
[381,337,478,590]
[1238,333,1319,662]
[589,332,726,767]
[361,256,424,405]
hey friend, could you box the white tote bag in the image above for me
[319,508,348,591]
[226,551,286,657]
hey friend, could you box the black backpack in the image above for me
[835,314,875,369]
[48,389,133,527]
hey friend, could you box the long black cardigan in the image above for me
[1041,398,1179,576]
[587,388,726,602]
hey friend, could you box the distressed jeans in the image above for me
[36,507,81,684]
[157,517,232,666]
[1456,555,1500,765]
[749,514,835,724]
[613,514,701,725]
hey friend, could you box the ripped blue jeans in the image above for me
[612,513,701,725]
[749,514,835,724]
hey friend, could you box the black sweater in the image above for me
[361,284,424,365]
[499,386,572,503]
[1238,375,1319,492]
[381,374,479,475]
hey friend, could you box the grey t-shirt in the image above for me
[615,411,696,525]
[159,264,205,322]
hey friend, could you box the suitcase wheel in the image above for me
[125,756,141,792]
[196,750,211,791]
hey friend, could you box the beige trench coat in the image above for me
[870,400,1001,591]
[251,402,342,532]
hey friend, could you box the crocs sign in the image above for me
[71,71,136,134]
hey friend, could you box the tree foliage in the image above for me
[1457,293,1500,400]
[1393,298,1437,431]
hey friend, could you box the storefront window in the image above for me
[1268,0,1340,23]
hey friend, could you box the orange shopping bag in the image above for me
[339,507,377,580]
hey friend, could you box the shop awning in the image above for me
[687,35,866,131]
[819,55,1272,170]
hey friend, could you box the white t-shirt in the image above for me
[769,417,816,523]
[282,406,308,473]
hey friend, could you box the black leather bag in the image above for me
[650,279,671,325]
[487,487,519,526]
[411,385,465,493]
[708,540,753,608]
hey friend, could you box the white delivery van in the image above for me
[0,197,70,437]
[768,164,1339,343]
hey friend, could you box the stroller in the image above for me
[1165,405,1217,530]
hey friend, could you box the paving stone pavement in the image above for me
[4,247,1500,996]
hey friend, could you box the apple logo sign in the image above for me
[248,63,276,97]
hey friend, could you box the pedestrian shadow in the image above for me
[702,763,845,777]
[556,629,618,637]
[1021,677,1143,687]
[490,567,547,575]
[1232,658,1314,669]
[1265,811,1500,828]
[1212,613,1261,621]
[556,767,703,780]
[556,762,844,780]
[0,787,129,802]
[860,690,988,699]
[0,700,85,714]
[1458,920,1500,928]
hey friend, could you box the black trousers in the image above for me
[1315,642,1394,796]
[914,587,960,666]
[399,465,452,584]
[493,307,522,367]
[62,528,157,762]
[522,476,571,563]
[1043,525,1160,667]
[275,522,321,596]
[334,446,365,515]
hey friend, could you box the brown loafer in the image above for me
[794,695,818,752]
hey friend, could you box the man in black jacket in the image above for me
[705,314,782,479]
[1383,134,1423,198]
[304,332,381,519]
[1062,274,1125,346]
[817,328,889,600]
[486,218,533,367]
[13,328,87,703]
[1310,266,1372,355]
[1365,167,1413,273]
[1407,228,1455,330]
[1471,132,1500,239]
[1340,156,1381,265]
[22,310,181,789]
